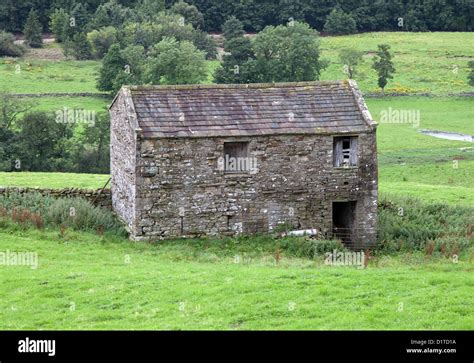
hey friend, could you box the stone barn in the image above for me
[109,81,378,249]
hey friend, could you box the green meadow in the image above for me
[0,226,472,330]
[0,172,109,189]
[0,58,101,94]
[320,32,473,94]
[366,96,474,206]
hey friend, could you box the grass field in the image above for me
[0,172,109,189]
[0,58,102,94]
[320,32,474,94]
[0,226,472,330]
[0,44,220,95]
[366,96,474,205]
[1,33,472,96]
[27,96,110,113]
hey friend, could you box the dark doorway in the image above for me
[332,201,357,246]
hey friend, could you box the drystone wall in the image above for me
[0,187,111,208]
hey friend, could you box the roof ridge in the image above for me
[128,80,347,92]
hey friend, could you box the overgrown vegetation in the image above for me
[0,192,471,258]
[0,193,472,330]
[0,192,125,236]
[377,196,473,255]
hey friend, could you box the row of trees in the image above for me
[44,1,217,62]
[0,94,110,173]
[180,0,474,33]
[1,0,472,34]
[94,15,397,93]
[213,18,396,92]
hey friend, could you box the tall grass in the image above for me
[0,192,125,236]
[0,192,471,257]
[377,195,473,254]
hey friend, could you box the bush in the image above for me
[0,31,24,57]
[45,198,122,232]
[468,60,474,87]
[0,192,55,214]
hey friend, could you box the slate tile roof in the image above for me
[113,81,376,138]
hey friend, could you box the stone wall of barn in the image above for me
[132,132,378,248]
[110,91,138,233]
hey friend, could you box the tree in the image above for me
[121,14,196,51]
[323,7,357,35]
[222,16,245,41]
[216,21,326,84]
[15,112,73,171]
[214,36,255,83]
[403,9,428,31]
[144,37,207,85]
[252,22,326,82]
[0,93,34,130]
[171,1,205,29]
[0,93,33,171]
[69,3,90,33]
[97,44,126,92]
[339,48,364,79]
[91,0,133,29]
[23,9,43,48]
[191,29,217,59]
[372,44,395,92]
[70,32,92,60]
[133,0,166,21]
[49,8,69,43]
[119,45,146,80]
[74,112,110,173]
[468,61,474,87]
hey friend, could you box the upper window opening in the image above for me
[334,136,358,167]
